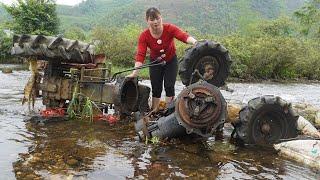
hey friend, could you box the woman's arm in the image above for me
[169,24,197,44]
[128,33,147,77]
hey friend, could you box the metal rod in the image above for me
[79,81,107,84]
[83,76,109,80]
[110,60,165,81]
[83,68,110,71]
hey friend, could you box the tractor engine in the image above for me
[11,34,150,115]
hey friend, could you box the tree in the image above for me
[4,0,59,35]
[294,0,320,38]
[0,31,11,60]
[64,27,86,41]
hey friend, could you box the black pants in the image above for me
[149,55,178,98]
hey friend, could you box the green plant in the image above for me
[81,96,94,122]
[67,84,79,120]
[145,136,160,145]
[4,0,59,35]
[0,28,12,63]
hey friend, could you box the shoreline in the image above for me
[1,63,320,84]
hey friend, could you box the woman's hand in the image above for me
[126,61,143,78]
[126,72,138,78]
[187,36,197,45]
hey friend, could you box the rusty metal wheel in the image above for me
[233,95,299,145]
[175,81,227,137]
[178,40,232,87]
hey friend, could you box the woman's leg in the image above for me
[164,55,178,105]
[149,62,165,111]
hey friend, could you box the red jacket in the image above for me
[135,23,189,63]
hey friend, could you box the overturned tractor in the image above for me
[12,35,300,146]
[11,34,150,116]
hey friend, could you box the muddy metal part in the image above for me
[11,34,150,115]
[135,81,227,140]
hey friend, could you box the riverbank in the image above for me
[2,62,320,84]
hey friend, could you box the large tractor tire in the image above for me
[233,95,299,145]
[11,34,95,64]
[179,40,232,87]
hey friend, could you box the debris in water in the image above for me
[274,140,320,169]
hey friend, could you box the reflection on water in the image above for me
[0,67,320,179]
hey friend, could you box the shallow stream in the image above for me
[1,65,319,179]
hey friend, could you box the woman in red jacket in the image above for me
[128,7,197,112]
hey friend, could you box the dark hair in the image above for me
[146,7,161,20]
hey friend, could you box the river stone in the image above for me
[2,68,13,74]
[66,159,78,166]
[25,174,37,179]
[30,156,41,164]
[227,104,241,123]
[315,111,320,127]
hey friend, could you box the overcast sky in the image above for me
[0,0,83,6]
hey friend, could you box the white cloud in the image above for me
[0,0,84,6]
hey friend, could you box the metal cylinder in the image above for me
[135,113,186,141]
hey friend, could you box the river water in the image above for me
[1,66,320,179]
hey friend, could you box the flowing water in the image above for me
[1,65,320,179]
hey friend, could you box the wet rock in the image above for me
[294,103,307,110]
[29,156,41,164]
[315,112,320,127]
[294,104,319,124]
[25,174,37,179]
[33,153,42,157]
[66,159,78,166]
[2,67,13,74]
[227,104,241,124]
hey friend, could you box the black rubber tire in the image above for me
[178,40,232,87]
[11,34,95,64]
[233,95,299,145]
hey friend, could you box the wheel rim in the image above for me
[192,55,219,83]
[250,105,289,144]
[175,83,224,130]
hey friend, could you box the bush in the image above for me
[88,21,320,80]
[219,33,319,80]
[91,24,141,67]
[63,27,86,41]
[0,29,13,63]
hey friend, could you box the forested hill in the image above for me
[56,0,306,35]
[1,0,306,34]
[0,6,8,23]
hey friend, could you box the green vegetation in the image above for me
[67,84,101,122]
[0,27,12,63]
[294,0,320,39]
[3,0,59,35]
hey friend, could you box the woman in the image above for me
[127,7,197,112]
